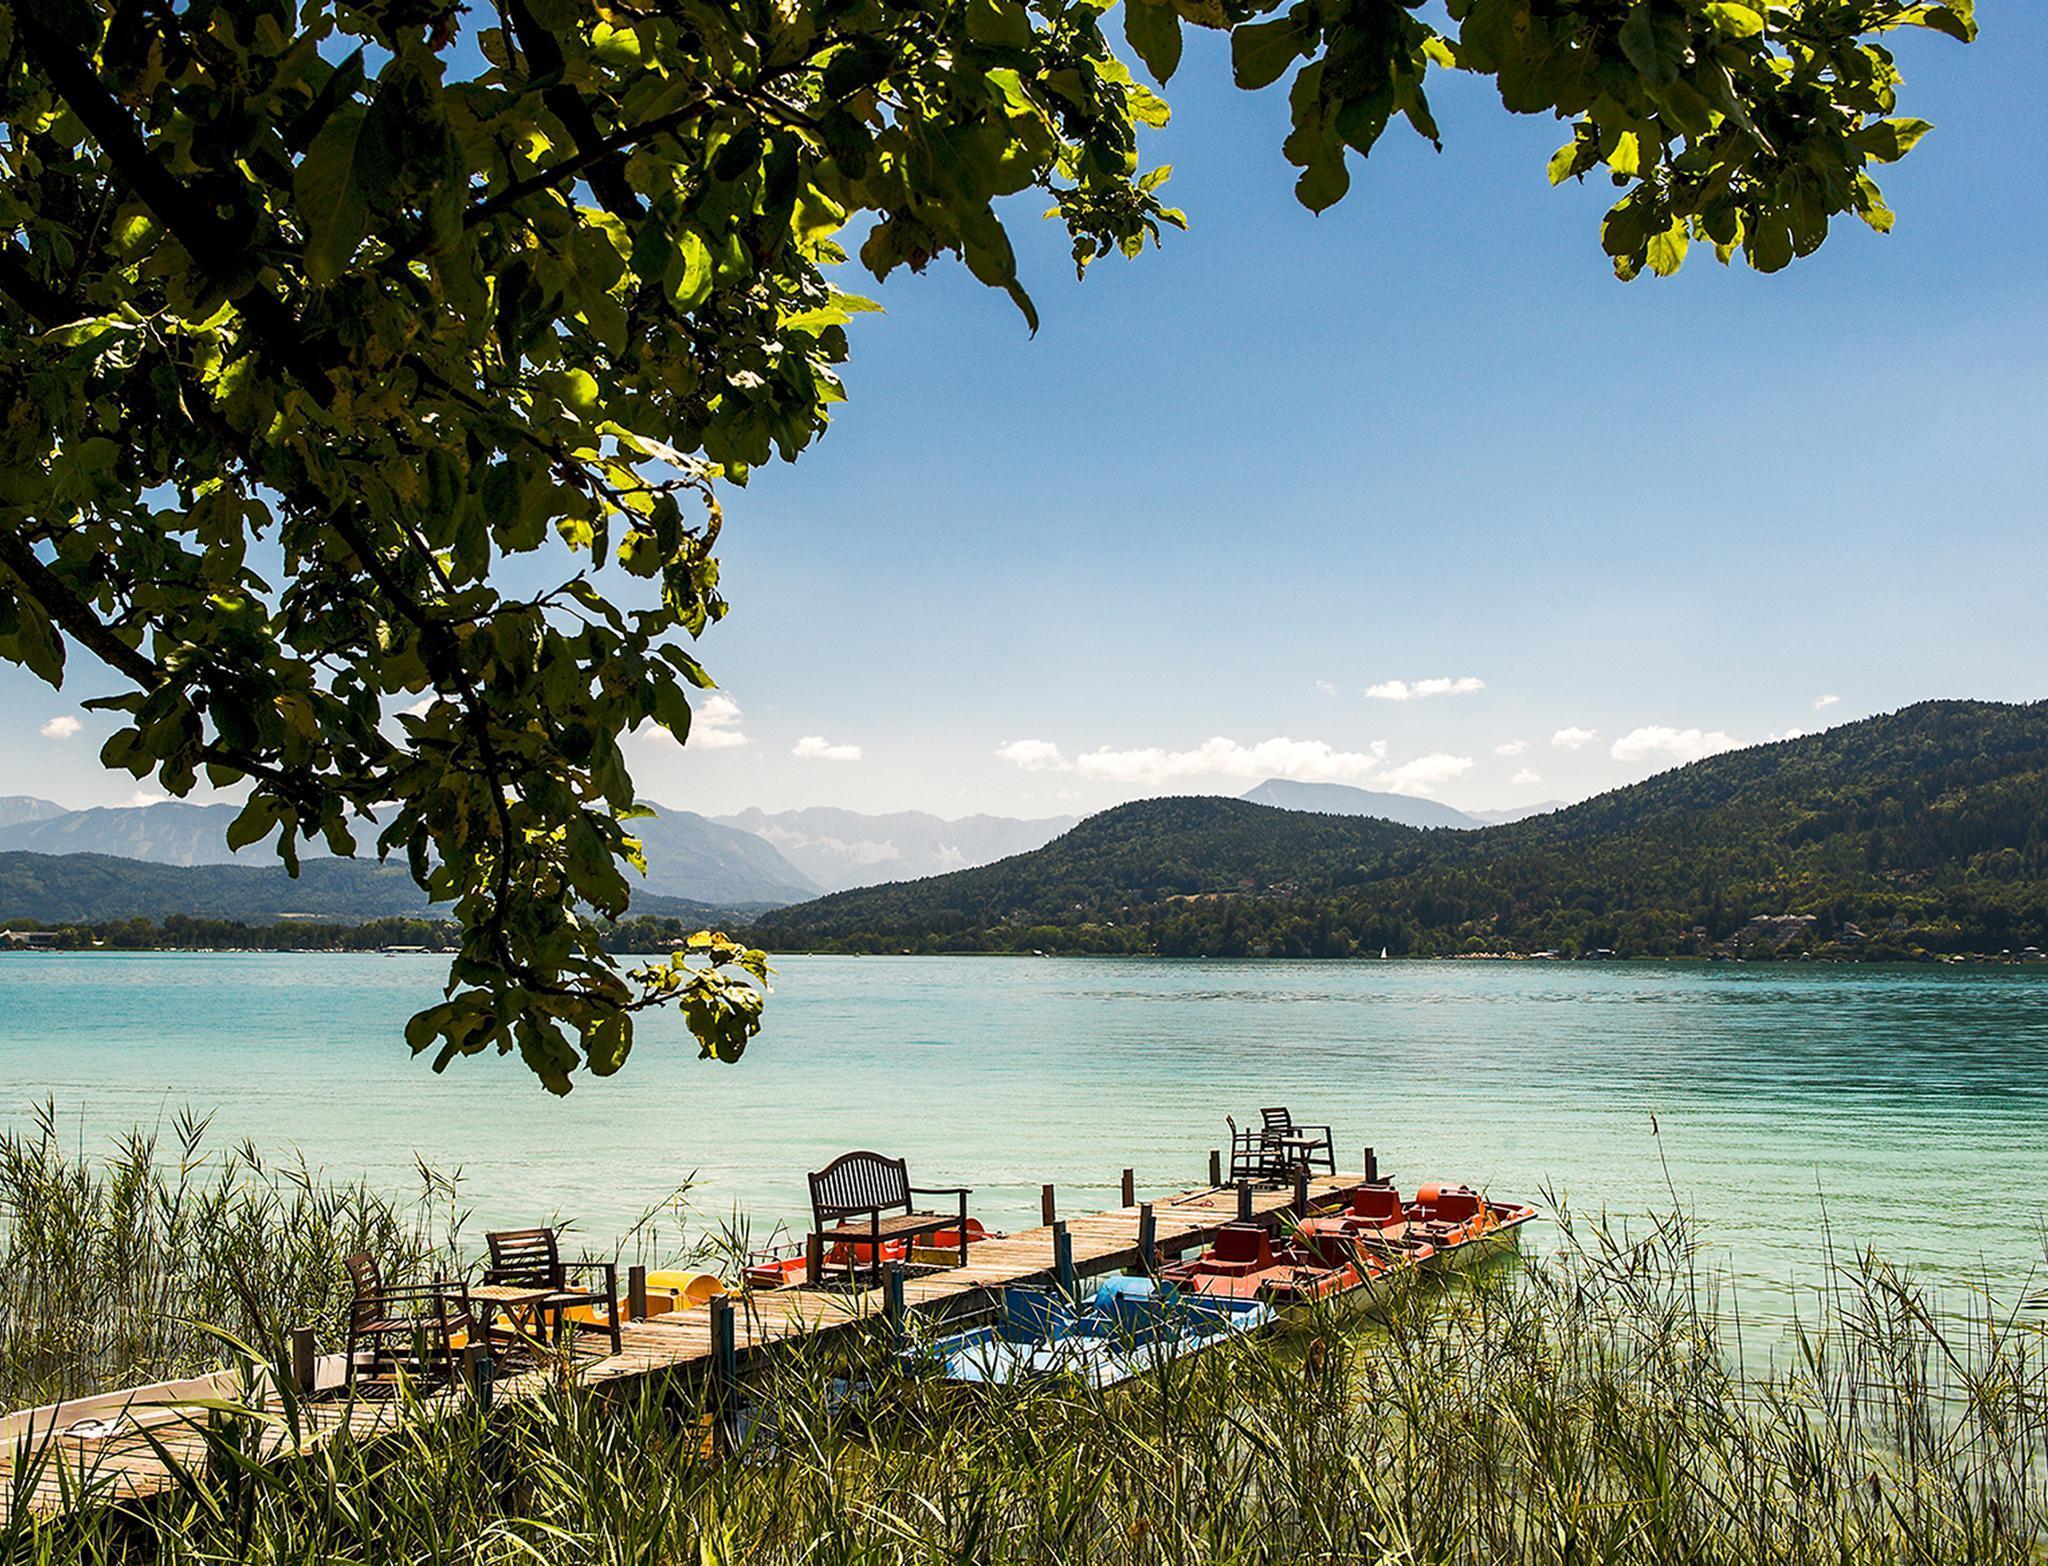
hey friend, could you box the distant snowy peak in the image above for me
[1239,779,1484,830]
[1464,800,1569,826]
[715,807,1077,892]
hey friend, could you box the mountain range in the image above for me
[0,799,1078,920]
[748,701,2048,960]
[0,799,820,906]
[29,697,2030,956]
[709,807,1076,890]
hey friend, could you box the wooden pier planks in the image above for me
[0,1172,1361,1526]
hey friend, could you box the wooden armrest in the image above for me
[375,1280,465,1300]
[818,1204,885,1225]
[908,1185,973,1196]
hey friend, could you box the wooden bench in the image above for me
[808,1150,972,1287]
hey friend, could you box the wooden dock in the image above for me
[0,1171,1367,1526]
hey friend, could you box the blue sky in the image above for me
[9,8,2045,823]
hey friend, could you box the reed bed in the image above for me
[0,1104,456,1409]
[5,1123,2048,1564]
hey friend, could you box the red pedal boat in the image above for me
[1297,1180,1536,1271]
[1400,1182,1536,1268]
[745,1217,1000,1290]
[1157,1219,1432,1313]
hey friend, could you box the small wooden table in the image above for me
[468,1283,555,1358]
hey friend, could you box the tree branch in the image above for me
[0,524,159,687]
[504,0,646,221]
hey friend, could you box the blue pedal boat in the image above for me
[912,1276,1273,1388]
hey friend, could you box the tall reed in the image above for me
[5,1123,2046,1563]
[0,1103,457,1408]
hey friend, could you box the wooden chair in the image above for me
[344,1252,475,1389]
[482,1228,622,1356]
[808,1151,972,1287]
[1260,1106,1336,1177]
[1226,1115,1287,1184]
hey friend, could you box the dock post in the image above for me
[1138,1202,1156,1274]
[710,1294,737,1397]
[1294,1164,1310,1215]
[1209,1148,1222,1187]
[1363,1146,1379,1183]
[1053,1220,1076,1297]
[1236,1180,1253,1223]
[884,1261,906,1350]
[1121,1168,1135,1207]
[806,1231,824,1286]
[289,1325,316,1395]
[1041,1183,1056,1226]
[628,1265,648,1321]
[463,1341,495,1411]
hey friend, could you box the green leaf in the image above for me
[1295,148,1350,213]
[966,0,1034,49]
[1700,3,1764,38]
[225,797,281,852]
[1852,118,1934,164]
[1232,13,1317,91]
[1125,0,1184,84]
[1645,219,1689,276]
[1617,5,1690,86]
[666,228,715,310]
[293,108,370,284]
[1901,4,1976,42]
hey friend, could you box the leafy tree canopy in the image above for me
[0,0,1973,1089]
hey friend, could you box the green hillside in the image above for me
[750,701,2048,959]
[750,796,1422,947]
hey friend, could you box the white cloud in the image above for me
[1073,736,1388,785]
[1550,726,1598,751]
[1768,727,1807,743]
[995,739,1070,772]
[693,694,749,750]
[793,735,862,763]
[1379,752,1473,796]
[39,715,81,740]
[1814,693,1840,710]
[1494,739,1529,756]
[1511,768,1542,786]
[1365,676,1485,702]
[1313,680,1338,697]
[125,790,167,808]
[1610,725,1740,765]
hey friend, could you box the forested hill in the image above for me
[752,796,1424,939]
[749,701,2048,959]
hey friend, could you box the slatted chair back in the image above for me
[486,1227,565,1288]
[1260,1106,1294,1135]
[810,1151,913,1228]
[345,1252,383,1332]
[1225,1116,1270,1182]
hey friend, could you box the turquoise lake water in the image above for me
[2,953,2044,1316]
